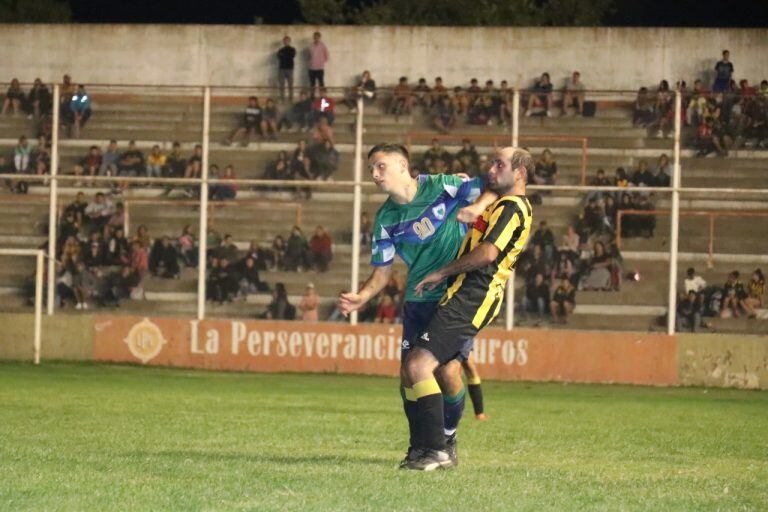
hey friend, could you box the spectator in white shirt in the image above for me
[684,267,707,295]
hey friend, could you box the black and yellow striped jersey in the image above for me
[440,195,533,329]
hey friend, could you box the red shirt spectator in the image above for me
[376,295,397,323]
[130,241,148,275]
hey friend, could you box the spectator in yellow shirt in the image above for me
[146,145,167,178]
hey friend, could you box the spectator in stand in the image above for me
[31,136,50,169]
[311,140,339,180]
[308,225,333,272]
[742,269,765,319]
[580,241,619,291]
[713,50,734,94]
[560,225,580,258]
[103,266,139,306]
[721,270,747,318]
[431,77,448,105]
[390,77,414,116]
[271,235,286,270]
[360,212,372,248]
[676,290,703,332]
[603,195,618,231]
[129,239,149,275]
[451,86,470,115]
[59,210,80,246]
[133,224,151,249]
[209,258,238,304]
[307,31,329,89]
[456,139,480,173]
[583,196,605,235]
[531,220,556,263]
[345,70,377,112]
[422,139,451,172]
[630,160,655,188]
[13,135,30,173]
[83,238,105,269]
[551,250,575,285]
[2,78,25,116]
[522,272,549,322]
[311,87,335,126]
[311,115,335,146]
[291,139,313,181]
[73,261,99,310]
[84,192,114,234]
[177,224,197,268]
[533,149,558,186]
[149,236,180,279]
[684,267,707,296]
[65,191,89,226]
[655,80,674,138]
[413,78,431,109]
[633,87,655,127]
[280,90,313,132]
[106,227,130,266]
[117,140,145,178]
[284,225,308,271]
[185,144,203,183]
[224,97,264,146]
[466,78,482,107]
[520,244,549,286]
[146,145,166,178]
[563,71,586,116]
[263,150,291,186]
[687,80,709,127]
[264,282,295,320]
[375,294,398,324]
[25,78,52,121]
[237,256,267,296]
[262,99,279,140]
[432,95,456,134]
[80,145,102,179]
[586,168,612,203]
[210,165,237,201]
[696,103,731,157]
[277,35,296,102]
[298,283,319,321]
[215,234,239,262]
[652,154,672,187]
[550,275,576,324]
[69,85,92,139]
[468,94,495,126]
[526,72,554,117]
[243,241,269,272]
[98,139,119,177]
[107,202,125,230]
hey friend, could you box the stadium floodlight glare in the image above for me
[0,249,44,364]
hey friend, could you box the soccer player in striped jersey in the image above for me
[337,143,497,467]
[404,146,534,471]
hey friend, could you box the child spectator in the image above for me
[676,290,703,332]
[308,225,333,272]
[2,78,25,116]
[550,276,576,324]
[299,283,320,321]
[13,136,30,173]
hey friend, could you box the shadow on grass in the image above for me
[128,449,390,466]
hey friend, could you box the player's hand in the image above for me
[456,203,483,223]
[455,172,471,181]
[414,271,445,297]
[338,292,364,316]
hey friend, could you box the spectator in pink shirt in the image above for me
[308,32,329,89]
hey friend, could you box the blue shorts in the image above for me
[401,301,472,363]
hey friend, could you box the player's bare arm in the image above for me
[414,241,499,296]
[456,189,498,223]
[338,264,392,315]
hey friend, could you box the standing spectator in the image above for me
[432,96,456,134]
[276,35,296,102]
[149,236,180,279]
[13,136,30,173]
[562,71,586,116]
[713,50,734,94]
[633,87,656,127]
[390,77,414,116]
[375,294,398,324]
[550,275,576,324]
[146,145,166,178]
[299,283,319,321]
[26,78,52,121]
[2,78,25,116]
[307,31,329,89]
[224,97,263,146]
[81,145,103,179]
[533,149,558,185]
[677,290,703,332]
[264,283,295,320]
[284,226,308,271]
[308,225,333,272]
[522,272,550,321]
[742,269,765,319]
[69,85,92,139]
[526,72,554,117]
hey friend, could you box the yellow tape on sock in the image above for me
[404,387,418,401]
[467,375,482,386]
[413,378,441,399]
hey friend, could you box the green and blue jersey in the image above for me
[371,174,484,302]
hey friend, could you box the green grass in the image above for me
[0,362,767,511]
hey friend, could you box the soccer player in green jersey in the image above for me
[338,143,497,467]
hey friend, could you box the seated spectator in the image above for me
[531,220,556,263]
[69,84,92,139]
[345,70,377,111]
[224,96,263,146]
[210,165,237,201]
[117,140,145,177]
[468,95,495,126]
[106,227,130,266]
[413,78,432,109]
[100,140,119,176]
[432,96,456,134]
[243,240,268,271]
[65,191,89,225]
[237,256,267,296]
[456,139,479,173]
[177,224,198,268]
[279,90,312,132]
[375,294,398,324]
[310,140,339,180]
[686,79,709,127]
[655,80,674,138]
[451,86,469,115]
[428,158,448,176]
[149,236,180,279]
[526,72,553,117]
[103,266,140,306]
[13,136,30,173]
[430,77,448,105]
[311,115,335,146]
[684,267,707,296]
[59,236,82,272]
[720,271,747,318]
[742,269,765,319]
[84,192,114,234]
[264,282,295,320]
[422,139,452,171]
[551,250,575,285]
[271,235,286,270]
[73,261,99,310]
[299,283,319,321]
[615,167,630,188]
[206,258,238,304]
[58,209,81,246]
[533,149,558,185]
[146,145,166,178]
[290,140,313,179]
[215,234,239,262]
[579,242,616,291]
[630,160,654,188]
[82,236,106,268]
[26,78,52,121]
[587,168,613,203]
[697,102,733,157]
[583,197,605,235]
[311,87,335,125]
[81,145,103,179]
[676,290,703,332]
[133,224,151,249]
[632,87,655,127]
[633,194,656,237]
[522,272,549,321]
[284,226,308,271]
[31,136,50,170]
[308,225,333,272]
[263,98,279,140]
[652,154,672,187]
[603,195,618,231]
[129,240,149,277]
[520,244,550,286]
[264,150,291,182]
[390,77,414,115]
[560,225,580,257]
[550,275,576,324]
[562,71,586,116]
[466,78,482,107]
[2,78,25,116]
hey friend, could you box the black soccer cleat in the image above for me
[402,449,456,471]
[445,434,458,467]
[398,446,424,468]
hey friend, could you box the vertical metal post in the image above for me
[350,97,365,326]
[46,84,61,315]
[667,90,682,335]
[197,87,211,320]
[124,200,131,237]
[34,250,44,364]
[506,89,520,331]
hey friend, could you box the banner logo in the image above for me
[124,318,167,363]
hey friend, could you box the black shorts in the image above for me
[244,118,261,131]
[416,299,480,366]
[403,301,472,364]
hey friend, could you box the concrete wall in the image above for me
[1,25,766,90]
[0,313,93,361]
[678,333,768,390]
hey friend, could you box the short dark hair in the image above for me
[686,267,695,277]
[367,143,409,162]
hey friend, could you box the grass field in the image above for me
[1,362,767,511]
